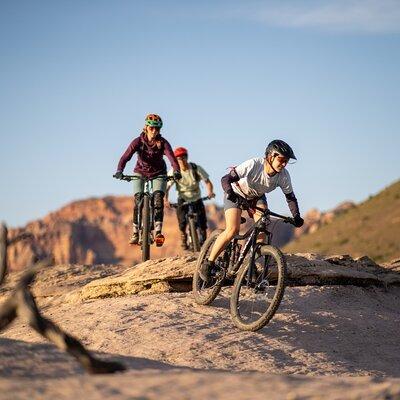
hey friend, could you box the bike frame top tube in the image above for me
[253,206,290,221]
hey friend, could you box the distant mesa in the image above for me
[6,180,399,269]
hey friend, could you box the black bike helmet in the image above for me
[265,139,297,160]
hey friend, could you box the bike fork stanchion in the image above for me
[246,229,259,287]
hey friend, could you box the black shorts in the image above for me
[223,193,268,212]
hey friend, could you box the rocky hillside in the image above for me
[285,180,400,263]
[7,196,225,270]
[7,196,298,271]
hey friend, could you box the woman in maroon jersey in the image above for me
[115,114,181,245]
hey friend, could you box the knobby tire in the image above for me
[192,229,223,305]
[230,244,287,331]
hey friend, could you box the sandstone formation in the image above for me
[6,196,294,271]
[7,196,225,270]
[62,253,400,303]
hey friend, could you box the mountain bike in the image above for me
[192,207,296,331]
[113,173,174,262]
[170,196,210,252]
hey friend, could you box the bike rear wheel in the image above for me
[192,229,224,305]
[230,245,286,331]
[189,217,200,252]
[141,195,151,262]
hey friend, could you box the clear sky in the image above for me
[1,0,399,227]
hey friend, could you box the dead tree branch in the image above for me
[0,260,126,374]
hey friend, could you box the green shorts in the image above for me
[132,173,167,195]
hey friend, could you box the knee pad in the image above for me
[153,191,164,209]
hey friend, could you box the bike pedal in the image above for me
[155,234,165,247]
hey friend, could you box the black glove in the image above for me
[114,171,123,180]
[173,171,182,180]
[293,215,304,228]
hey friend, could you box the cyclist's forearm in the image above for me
[164,141,180,171]
[205,180,214,195]
[285,192,300,217]
[117,138,139,171]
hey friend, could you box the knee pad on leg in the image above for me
[153,191,164,209]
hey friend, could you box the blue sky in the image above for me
[1,0,399,227]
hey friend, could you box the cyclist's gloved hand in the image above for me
[293,215,304,228]
[173,171,182,181]
[114,171,123,180]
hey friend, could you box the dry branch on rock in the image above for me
[1,222,35,285]
[0,259,126,374]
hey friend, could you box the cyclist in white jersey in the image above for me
[199,140,304,282]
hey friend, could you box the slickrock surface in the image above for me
[61,253,400,303]
[1,255,400,399]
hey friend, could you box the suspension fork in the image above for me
[246,228,260,286]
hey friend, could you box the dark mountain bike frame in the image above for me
[114,173,174,262]
[170,196,210,252]
[216,207,294,285]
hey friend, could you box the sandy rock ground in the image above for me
[1,260,400,399]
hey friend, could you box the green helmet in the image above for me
[145,114,163,128]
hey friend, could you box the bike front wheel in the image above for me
[230,245,287,331]
[192,229,224,305]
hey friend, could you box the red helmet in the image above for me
[174,147,188,158]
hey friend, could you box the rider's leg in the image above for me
[153,190,165,234]
[208,207,242,261]
[199,206,241,282]
[177,199,188,249]
[151,177,167,246]
[130,174,144,244]
[253,196,268,243]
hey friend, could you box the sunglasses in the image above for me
[273,154,289,164]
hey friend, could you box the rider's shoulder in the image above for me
[279,168,291,180]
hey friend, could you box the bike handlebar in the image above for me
[169,196,211,208]
[253,206,295,225]
[113,173,175,182]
